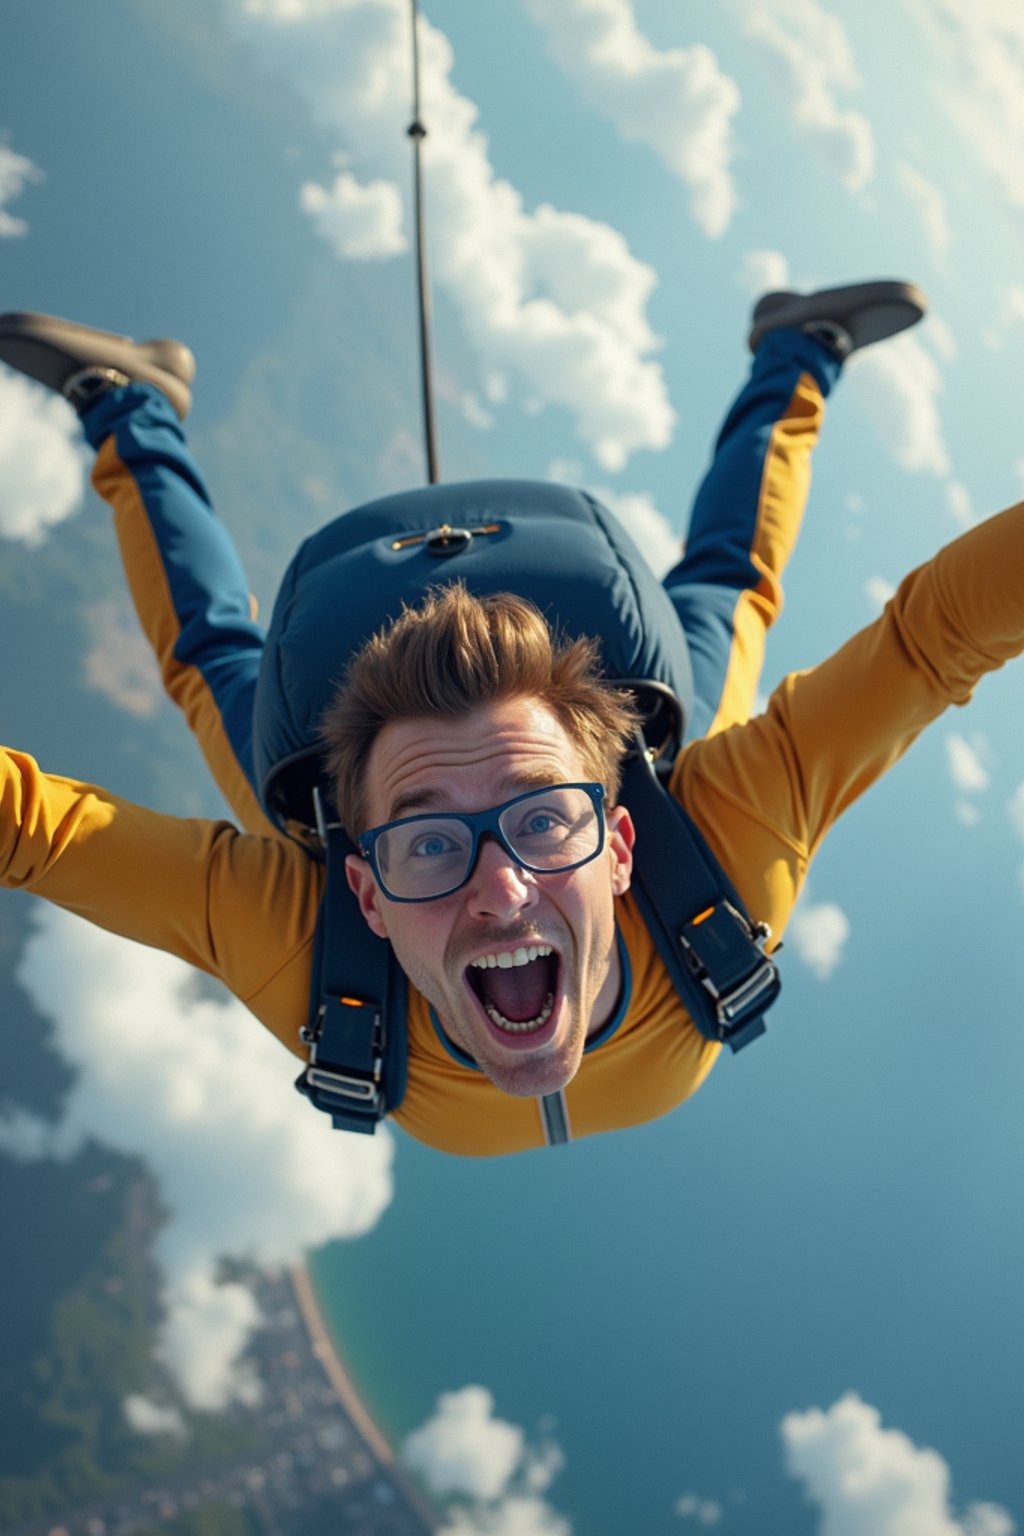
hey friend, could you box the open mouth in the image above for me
[464,944,563,1041]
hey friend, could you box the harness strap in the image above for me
[620,751,780,1051]
[293,819,408,1134]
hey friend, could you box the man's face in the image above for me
[345,696,634,1098]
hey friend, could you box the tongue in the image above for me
[480,956,553,1023]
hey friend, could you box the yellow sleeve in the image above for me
[0,747,321,1057]
[675,500,1024,923]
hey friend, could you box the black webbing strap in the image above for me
[621,751,780,1052]
[293,818,407,1133]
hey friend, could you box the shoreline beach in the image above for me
[288,1261,395,1466]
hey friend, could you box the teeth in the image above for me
[484,993,555,1034]
[471,944,553,970]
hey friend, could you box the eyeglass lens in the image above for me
[375,786,601,899]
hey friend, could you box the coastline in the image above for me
[288,1261,395,1466]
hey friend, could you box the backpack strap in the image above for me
[293,796,408,1134]
[620,748,780,1052]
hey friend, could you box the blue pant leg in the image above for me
[664,330,842,741]
[83,384,265,809]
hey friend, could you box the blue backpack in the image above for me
[251,480,780,1134]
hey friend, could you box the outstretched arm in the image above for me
[0,746,320,1061]
[675,499,1024,925]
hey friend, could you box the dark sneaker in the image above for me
[748,279,928,357]
[0,310,195,419]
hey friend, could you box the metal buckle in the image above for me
[680,900,777,1038]
[715,956,777,1027]
[425,523,473,556]
[304,1064,382,1110]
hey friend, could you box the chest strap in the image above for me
[620,750,780,1051]
[294,811,408,1134]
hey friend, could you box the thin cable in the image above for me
[408,0,440,484]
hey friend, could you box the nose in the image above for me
[464,834,537,919]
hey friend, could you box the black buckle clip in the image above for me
[679,901,778,1051]
[296,995,386,1131]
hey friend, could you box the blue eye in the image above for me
[513,808,569,841]
[411,832,458,858]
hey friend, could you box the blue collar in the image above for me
[430,925,632,1071]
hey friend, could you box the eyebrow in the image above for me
[386,769,566,823]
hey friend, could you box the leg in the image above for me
[667,278,926,741]
[83,384,276,835]
[0,309,276,834]
[666,329,839,741]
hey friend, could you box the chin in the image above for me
[476,1030,583,1099]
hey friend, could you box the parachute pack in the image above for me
[250,479,781,1135]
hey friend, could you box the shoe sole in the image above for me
[0,310,195,419]
[749,280,927,353]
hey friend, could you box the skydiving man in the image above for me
[6,279,1017,1158]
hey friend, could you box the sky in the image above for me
[2,1,1024,1532]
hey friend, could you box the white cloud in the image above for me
[404,1388,571,1536]
[543,466,680,577]
[592,486,680,577]
[522,0,741,238]
[164,1265,263,1409]
[0,1104,62,1160]
[520,1441,565,1496]
[438,1496,572,1536]
[82,598,164,717]
[847,332,950,476]
[789,897,849,981]
[782,1391,1016,1536]
[924,314,958,362]
[0,367,89,544]
[946,732,990,794]
[123,1394,188,1439]
[404,1387,525,1501]
[675,1492,723,1525]
[945,480,974,529]
[906,0,1024,214]
[745,0,875,191]
[298,168,407,259]
[896,161,952,259]
[737,248,791,299]
[865,575,895,610]
[0,139,42,237]
[460,391,496,431]
[226,0,673,471]
[998,285,1024,326]
[985,285,1024,350]
[955,800,981,827]
[7,907,394,1410]
[1007,783,1024,840]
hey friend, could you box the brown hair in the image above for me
[321,583,641,836]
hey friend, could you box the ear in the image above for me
[345,853,389,940]
[606,804,635,897]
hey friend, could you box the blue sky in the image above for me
[2,2,1024,1533]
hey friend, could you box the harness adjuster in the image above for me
[296,993,387,1128]
[679,900,779,1049]
[304,1064,383,1111]
[714,955,777,1027]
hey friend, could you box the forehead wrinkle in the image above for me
[368,701,588,825]
[388,766,570,822]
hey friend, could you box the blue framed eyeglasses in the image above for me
[358,782,607,903]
